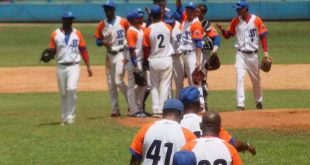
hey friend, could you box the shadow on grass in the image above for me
[87,116,105,120]
[38,122,61,127]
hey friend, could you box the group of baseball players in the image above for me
[48,0,269,123]
[48,0,269,163]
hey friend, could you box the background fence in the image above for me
[0,0,309,22]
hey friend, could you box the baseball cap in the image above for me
[233,0,249,9]
[102,0,116,8]
[127,11,138,22]
[173,150,197,165]
[185,1,196,9]
[136,8,145,18]
[163,99,184,112]
[164,11,175,24]
[150,5,162,15]
[179,86,200,104]
[62,11,75,19]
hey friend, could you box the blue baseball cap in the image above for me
[179,86,200,104]
[136,8,145,18]
[127,11,138,22]
[233,0,249,9]
[173,150,197,165]
[163,99,184,112]
[185,1,196,9]
[62,11,75,19]
[151,5,162,15]
[102,0,116,8]
[164,11,175,24]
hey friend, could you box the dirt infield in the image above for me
[0,64,309,93]
[117,109,310,129]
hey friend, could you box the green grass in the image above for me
[0,21,309,67]
[0,90,309,164]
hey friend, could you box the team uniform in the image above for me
[49,28,86,123]
[125,25,147,115]
[95,16,129,114]
[143,22,174,114]
[227,15,268,108]
[180,113,236,144]
[179,17,205,106]
[171,20,184,98]
[129,119,196,165]
[182,136,243,165]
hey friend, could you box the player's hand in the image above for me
[195,61,201,69]
[87,67,93,77]
[103,40,112,47]
[247,144,256,156]
[216,23,223,31]
[264,52,269,57]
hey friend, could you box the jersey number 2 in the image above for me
[157,34,165,48]
[146,140,173,165]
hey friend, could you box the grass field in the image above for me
[0,21,310,66]
[0,91,310,165]
[0,22,310,165]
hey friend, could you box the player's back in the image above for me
[183,137,242,165]
[146,21,174,58]
[180,113,202,137]
[142,119,187,165]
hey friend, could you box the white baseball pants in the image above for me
[125,61,146,115]
[183,52,205,106]
[235,51,262,107]
[149,56,173,113]
[172,54,185,98]
[57,64,80,123]
[106,54,128,114]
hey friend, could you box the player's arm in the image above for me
[77,31,93,77]
[142,28,151,67]
[127,29,139,69]
[191,23,203,68]
[256,17,269,57]
[207,26,221,53]
[94,21,112,47]
[216,18,238,39]
[130,155,142,165]
[48,32,57,53]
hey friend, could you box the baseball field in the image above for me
[0,21,309,164]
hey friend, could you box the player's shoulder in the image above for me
[163,22,173,31]
[253,15,264,24]
[231,16,240,24]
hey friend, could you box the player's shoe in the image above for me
[152,113,162,118]
[111,113,121,117]
[129,112,147,118]
[256,102,263,110]
[236,106,245,111]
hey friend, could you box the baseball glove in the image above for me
[260,56,272,72]
[106,47,118,55]
[134,71,147,86]
[40,48,55,63]
[204,52,221,71]
[192,68,205,85]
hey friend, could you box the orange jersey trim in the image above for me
[76,30,86,47]
[223,142,243,165]
[190,21,203,39]
[182,127,197,143]
[129,122,155,156]
[219,127,233,143]
[142,27,151,47]
[94,21,105,39]
[254,16,268,35]
[49,31,57,49]
[127,28,138,49]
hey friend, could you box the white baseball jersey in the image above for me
[95,16,130,63]
[130,119,196,165]
[49,28,86,64]
[228,14,268,52]
[126,26,144,61]
[171,21,182,54]
[143,21,174,58]
[182,137,243,165]
[181,113,202,137]
[179,17,204,51]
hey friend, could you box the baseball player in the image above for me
[173,150,197,165]
[48,11,93,125]
[216,0,269,110]
[176,0,221,111]
[129,99,196,165]
[178,1,205,110]
[179,86,257,155]
[125,11,148,117]
[181,112,243,165]
[164,11,184,98]
[95,0,129,117]
[143,5,174,116]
